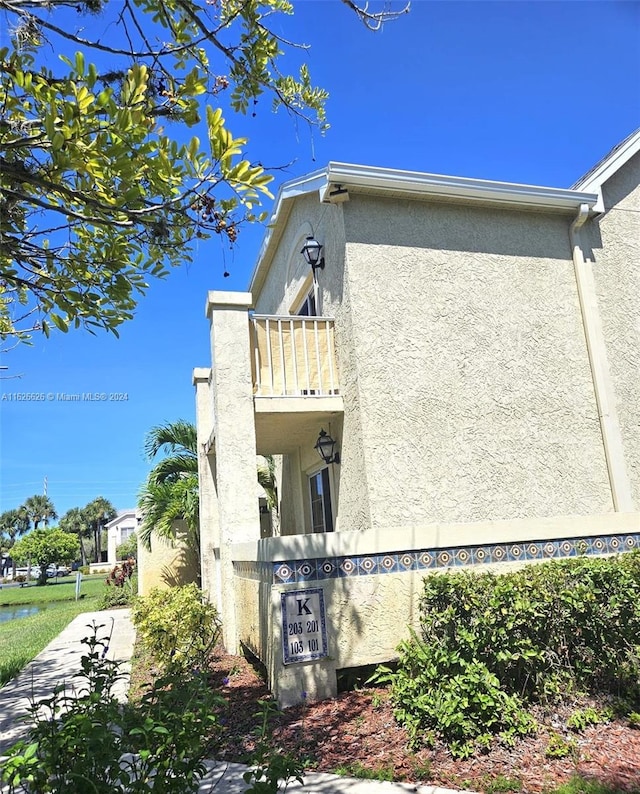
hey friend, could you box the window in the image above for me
[309,468,333,533]
[296,287,317,317]
[120,526,134,542]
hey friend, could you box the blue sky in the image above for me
[1,0,639,519]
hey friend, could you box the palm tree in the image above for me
[59,506,91,566]
[138,420,199,550]
[0,508,30,578]
[138,420,280,552]
[83,497,116,563]
[22,494,57,529]
[138,475,200,550]
[257,455,278,512]
[144,419,198,485]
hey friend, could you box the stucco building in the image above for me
[193,130,640,706]
[106,509,140,565]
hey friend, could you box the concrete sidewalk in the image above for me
[0,608,134,754]
[0,609,463,794]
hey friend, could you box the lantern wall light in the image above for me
[314,429,340,465]
[301,235,325,271]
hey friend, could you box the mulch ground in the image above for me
[206,647,640,794]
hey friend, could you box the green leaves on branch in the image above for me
[11,527,78,584]
[0,0,331,342]
[132,583,221,674]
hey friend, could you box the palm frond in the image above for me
[137,474,199,551]
[148,454,199,485]
[144,420,198,460]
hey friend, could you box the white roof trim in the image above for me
[105,509,140,529]
[572,129,640,213]
[249,168,327,291]
[323,162,597,211]
[249,161,599,293]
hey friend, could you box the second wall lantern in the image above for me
[314,429,340,465]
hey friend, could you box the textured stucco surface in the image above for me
[233,510,640,705]
[587,152,640,508]
[252,192,368,535]
[208,295,262,651]
[233,573,268,660]
[194,370,220,605]
[251,189,616,534]
[339,195,612,526]
[253,192,345,317]
[137,523,199,596]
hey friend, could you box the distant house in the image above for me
[106,509,140,565]
[193,130,640,707]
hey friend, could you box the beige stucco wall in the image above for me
[586,152,640,509]
[137,523,200,596]
[233,511,640,706]
[253,192,346,317]
[336,195,613,528]
[253,192,366,536]
[252,189,618,536]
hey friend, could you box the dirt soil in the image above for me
[207,648,640,794]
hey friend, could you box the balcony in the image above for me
[249,315,344,454]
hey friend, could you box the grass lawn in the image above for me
[0,576,108,686]
[0,575,106,607]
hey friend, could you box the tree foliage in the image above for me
[138,420,200,551]
[59,505,91,565]
[138,420,280,551]
[11,526,78,584]
[59,497,116,563]
[21,493,57,528]
[0,507,30,576]
[1,0,404,343]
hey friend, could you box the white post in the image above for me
[206,292,261,652]
[193,368,221,608]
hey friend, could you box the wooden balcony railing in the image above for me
[250,315,339,397]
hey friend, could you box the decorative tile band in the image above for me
[233,532,640,585]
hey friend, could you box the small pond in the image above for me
[0,605,42,625]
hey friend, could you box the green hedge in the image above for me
[131,584,221,673]
[380,552,640,757]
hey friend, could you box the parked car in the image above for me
[48,566,72,577]
[11,566,41,581]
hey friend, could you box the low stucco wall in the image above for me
[137,529,200,596]
[232,511,640,706]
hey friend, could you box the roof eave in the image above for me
[324,162,598,212]
[572,129,640,213]
[249,162,599,295]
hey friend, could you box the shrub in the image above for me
[566,707,613,732]
[131,584,221,673]
[545,732,578,759]
[99,559,137,610]
[1,622,303,794]
[381,551,640,756]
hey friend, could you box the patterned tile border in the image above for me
[232,532,640,585]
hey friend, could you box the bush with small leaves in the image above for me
[131,583,221,673]
[378,551,640,757]
[1,620,303,794]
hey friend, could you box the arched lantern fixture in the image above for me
[314,429,340,465]
[301,235,325,271]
